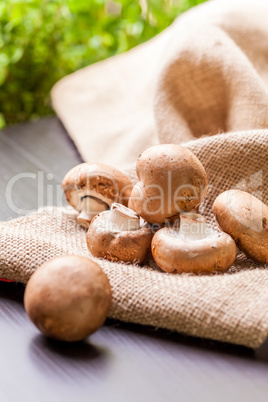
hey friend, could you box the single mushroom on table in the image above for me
[86,203,153,264]
[213,190,268,263]
[151,213,237,274]
[62,163,133,228]
[24,255,112,342]
[128,144,208,225]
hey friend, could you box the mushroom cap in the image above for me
[86,210,153,264]
[213,190,268,263]
[62,163,133,211]
[151,227,236,274]
[24,255,112,342]
[128,144,207,224]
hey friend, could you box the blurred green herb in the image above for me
[0,0,207,128]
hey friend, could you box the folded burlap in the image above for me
[1,129,267,348]
[1,0,268,348]
[51,0,268,169]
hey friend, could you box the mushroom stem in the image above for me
[109,203,140,231]
[78,196,108,227]
[179,213,207,241]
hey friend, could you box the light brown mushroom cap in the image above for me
[151,213,236,274]
[128,144,207,224]
[24,256,112,342]
[62,163,133,227]
[213,190,268,263]
[86,204,153,264]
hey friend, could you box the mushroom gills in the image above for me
[151,212,237,273]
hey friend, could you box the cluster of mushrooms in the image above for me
[24,144,268,343]
[63,144,268,272]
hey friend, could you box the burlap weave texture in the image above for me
[0,129,267,348]
[51,0,268,170]
[1,0,268,347]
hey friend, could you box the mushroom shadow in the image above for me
[30,333,108,361]
[28,334,111,382]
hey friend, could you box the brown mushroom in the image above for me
[24,255,112,342]
[213,190,268,263]
[62,163,132,228]
[128,144,207,224]
[151,213,236,274]
[86,203,153,264]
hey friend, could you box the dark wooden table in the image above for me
[0,117,267,402]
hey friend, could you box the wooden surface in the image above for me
[0,117,267,402]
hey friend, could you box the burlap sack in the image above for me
[1,0,268,348]
[1,129,267,348]
[51,0,268,170]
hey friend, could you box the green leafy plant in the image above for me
[0,0,207,128]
